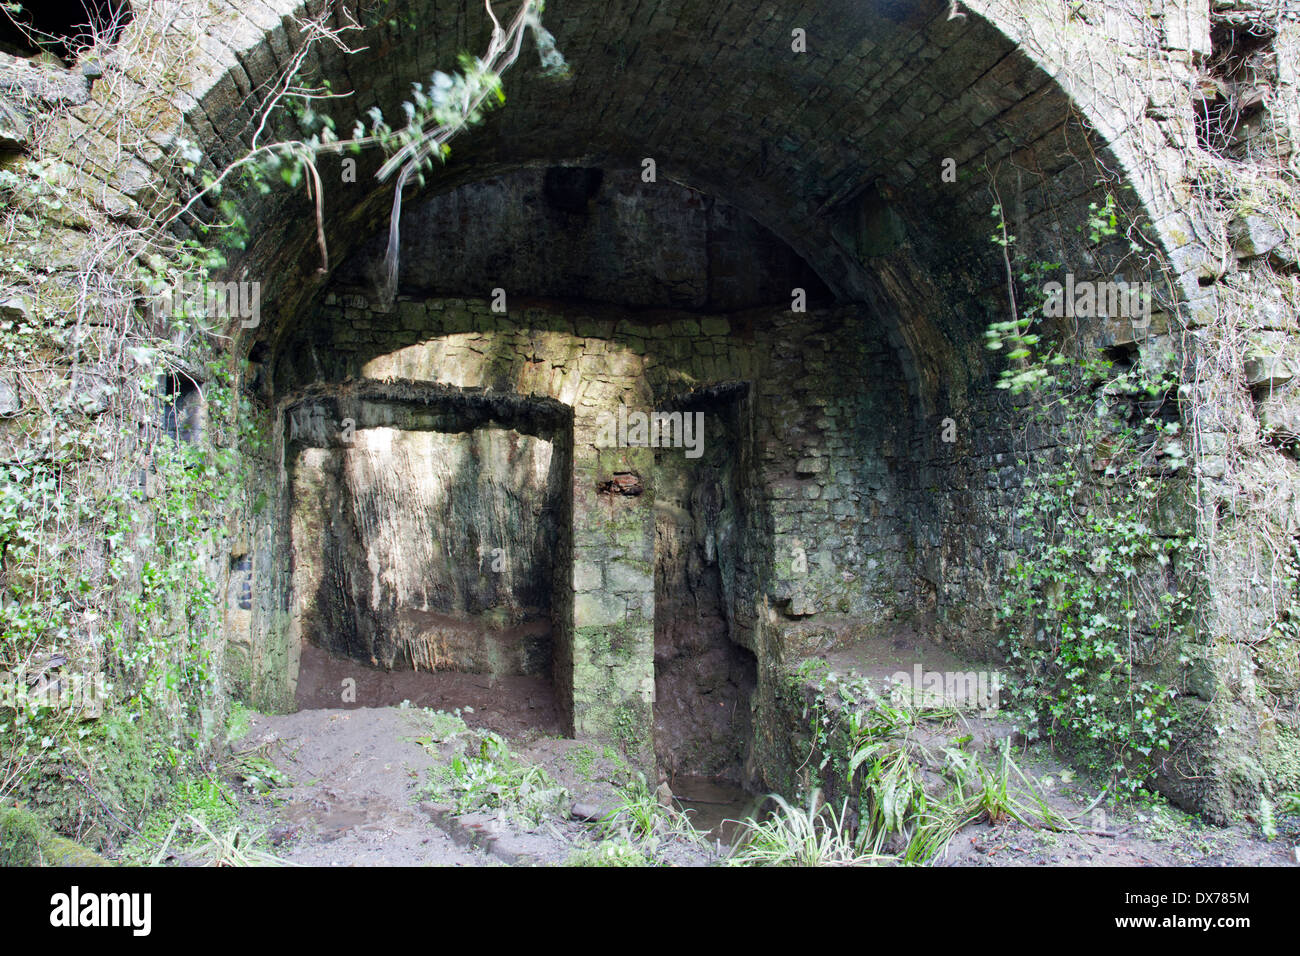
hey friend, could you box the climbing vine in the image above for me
[0,0,565,845]
[986,190,1197,794]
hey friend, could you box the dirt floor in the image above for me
[235,707,485,866]
[201,626,1300,868]
[937,744,1298,867]
[217,699,1298,867]
[294,641,566,737]
[230,703,720,867]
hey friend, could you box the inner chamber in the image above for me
[263,163,910,787]
[214,0,1186,808]
[288,393,574,736]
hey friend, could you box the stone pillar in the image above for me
[570,409,657,772]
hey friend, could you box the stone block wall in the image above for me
[12,0,1298,818]
[243,293,927,777]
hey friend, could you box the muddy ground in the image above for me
[938,744,1297,867]
[206,701,1299,868]
[228,705,719,867]
[294,641,567,736]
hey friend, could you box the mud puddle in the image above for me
[671,775,765,846]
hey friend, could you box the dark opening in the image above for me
[159,371,201,444]
[1195,20,1276,155]
[542,166,604,213]
[652,386,758,790]
[0,0,132,61]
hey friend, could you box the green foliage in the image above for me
[0,158,249,837]
[428,731,569,826]
[728,792,880,867]
[998,429,1190,792]
[1085,193,1124,245]
[224,701,253,744]
[598,775,662,841]
[0,803,107,866]
[119,757,288,866]
[983,192,1146,395]
[843,704,933,858]
[996,356,1191,791]
[1259,795,1277,841]
[609,700,649,760]
[566,745,598,780]
[413,707,473,748]
[0,1,568,846]
[123,774,238,859]
[982,201,1064,394]
[229,744,288,795]
[365,53,505,187]
[772,674,1070,865]
[171,813,291,867]
[983,190,1195,794]
[596,774,704,857]
[6,708,168,848]
[184,2,565,275]
[841,703,1061,863]
[564,836,653,867]
[0,0,572,852]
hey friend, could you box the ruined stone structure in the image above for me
[7,0,1300,821]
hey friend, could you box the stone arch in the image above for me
[50,0,1222,785]
[60,0,1206,400]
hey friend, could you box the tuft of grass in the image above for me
[911,738,1066,862]
[178,814,293,867]
[120,773,264,865]
[773,697,1075,865]
[841,701,1071,863]
[598,775,705,849]
[727,791,885,867]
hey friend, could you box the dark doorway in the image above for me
[652,387,757,788]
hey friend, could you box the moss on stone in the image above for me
[8,711,172,854]
[0,805,109,866]
[1263,724,1300,795]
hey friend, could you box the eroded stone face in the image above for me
[290,420,568,677]
[332,168,829,312]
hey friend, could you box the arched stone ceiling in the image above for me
[84,0,1191,408]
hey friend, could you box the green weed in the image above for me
[727,792,883,867]
[428,731,569,826]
